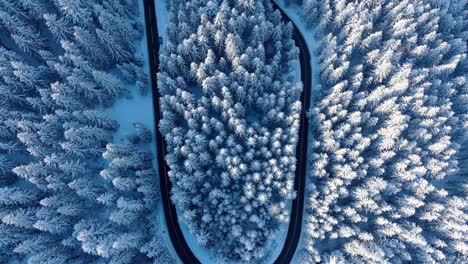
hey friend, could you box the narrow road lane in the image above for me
[272,1,312,263]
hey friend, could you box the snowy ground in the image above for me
[262,216,290,263]
[274,0,320,110]
[274,1,320,263]
[261,53,301,263]
[104,0,180,262]
[104,2,155,146]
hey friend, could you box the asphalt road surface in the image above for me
[144,0,311,263]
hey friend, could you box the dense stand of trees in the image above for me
[295,0,467,263]
[0,0,172,263]
[159,0,301,261]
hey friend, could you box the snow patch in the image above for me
[104,0,179,262]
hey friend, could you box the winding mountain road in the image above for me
[144,0,311,263]
[271,1,311,263]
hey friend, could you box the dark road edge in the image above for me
[272,1,312,263]
[143,0,201,263]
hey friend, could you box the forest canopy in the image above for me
[296,0,467,263]
[0,0,172,263]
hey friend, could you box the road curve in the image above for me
[145,0,311,263]
[272,1,311,263]
[143,0,201,263]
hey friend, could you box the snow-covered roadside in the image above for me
[155,0,169,45]
[154,1,218,261]
[262,53,301,263]
[104,2,155,153]
[104,0,179,262]
[274,1,320,263]
[274,0,320,112]
[176,205,220,263]
[262,217,290,263]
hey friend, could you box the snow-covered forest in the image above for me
[0,0,172,263]
[158,0,301,261]
[294,0,467,263]
[1,0,467,263]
